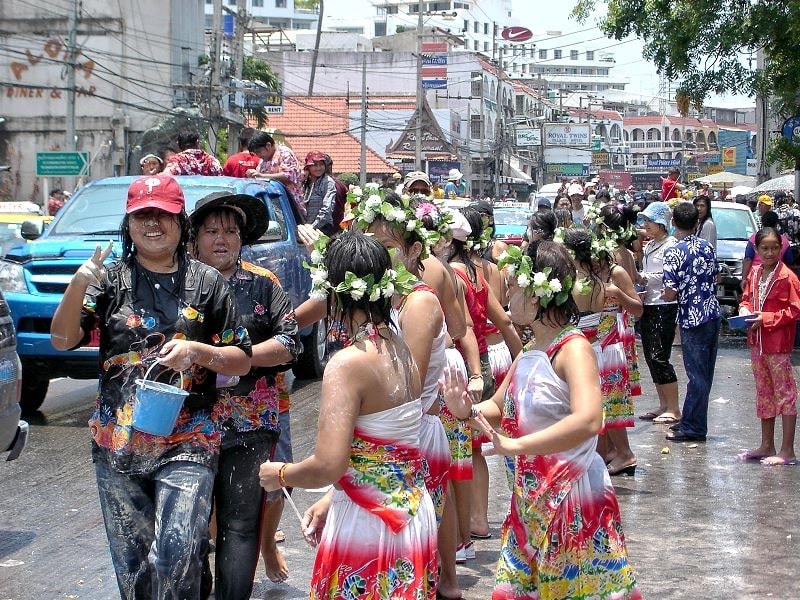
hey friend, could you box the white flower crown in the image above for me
[304,234,416,302]
[496,246,573,308]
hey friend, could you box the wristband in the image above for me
[278,462,290,488]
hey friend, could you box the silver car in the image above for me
[0,287,26,460]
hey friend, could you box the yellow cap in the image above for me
[758,194,772,206]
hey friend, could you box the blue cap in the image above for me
[638,201,671,228]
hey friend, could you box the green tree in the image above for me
[573,1,800,163]
[242,56,280,128]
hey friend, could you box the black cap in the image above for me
[191,192,268,245]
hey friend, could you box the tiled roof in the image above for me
[624,115,718,128]
[567,107,623,121]
[259,96,398,174]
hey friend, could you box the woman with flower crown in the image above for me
[357,190,470,600]
[259,230,438,599]
[444,241,641,600]
[438,206,523,553]
[561,228,642,477]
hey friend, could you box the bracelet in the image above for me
[469,406,479,420]
[278,462,290,488]
[469,374,483,381]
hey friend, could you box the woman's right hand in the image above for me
[301,492,332,548]
[76,241,113,286]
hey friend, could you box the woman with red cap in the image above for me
[50,175,252,599]
[302,150,338,235]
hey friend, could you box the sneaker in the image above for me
[455,544,467,563]
[455,541,475,563]
[463,541,475,559]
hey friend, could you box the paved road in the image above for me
[2,343,800,599]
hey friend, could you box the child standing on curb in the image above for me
[739,227,800,466]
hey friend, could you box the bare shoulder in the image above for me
[553,333,597,379]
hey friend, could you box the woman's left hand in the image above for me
[472,411,514,457]
[158,339,198,372]
[259,460,282,492]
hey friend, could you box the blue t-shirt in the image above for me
[663,235,721,328]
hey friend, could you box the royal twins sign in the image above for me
[544,124,592,147]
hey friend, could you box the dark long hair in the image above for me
[325,230,395,336]
[524,240,579,327]
[563,228,604,303]
[120,210,191,264]
[755,226,781,248]
[694,195,713,229]
[366,191,428,272]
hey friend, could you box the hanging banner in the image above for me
[421,42,448,89]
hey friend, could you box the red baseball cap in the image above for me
[303,150,326,167]
[126,175,185,214]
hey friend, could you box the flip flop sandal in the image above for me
[274,529,286,543]
[469,531,492,540]
[653,415,680,424]
[638,411,660,421]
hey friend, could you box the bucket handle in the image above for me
[141,360,188,390]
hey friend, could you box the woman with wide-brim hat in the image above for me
[190,191,301,596]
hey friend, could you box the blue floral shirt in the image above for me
[663,235,721,328]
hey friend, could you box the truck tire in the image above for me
[20,360,49,413]
[293,320,328,380]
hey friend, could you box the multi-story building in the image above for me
[202,0,319,30]
[623,115,720,171]
[503,31,629,95]
[0,0,204,202]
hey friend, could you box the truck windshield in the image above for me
[714,207,755,241]
[49,183,236,236]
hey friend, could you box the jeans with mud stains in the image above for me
[679,317,721,438]
[94,453,215,600]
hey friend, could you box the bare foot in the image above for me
[262,544,289,583]
[436,583,463,599]
[737,447,775,462]
[760,454,798,466]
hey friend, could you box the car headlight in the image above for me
[0,260,29,294]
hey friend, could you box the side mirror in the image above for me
[20,220,43,241]
[262,221,282,242]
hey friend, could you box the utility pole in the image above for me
[493,22,503,198]
[228,0,247,153]
[208,0,223,153]
[64,0,79,193]
[415,4,424,171]
[360,56,367,186]
[308,0,324,96]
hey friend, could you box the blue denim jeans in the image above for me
[679,317,721,438]
[94,453,215,600]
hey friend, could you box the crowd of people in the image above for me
[48,126,800,599]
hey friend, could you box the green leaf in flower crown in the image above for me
[554,290,569,306]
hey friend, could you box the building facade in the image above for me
[0,0,204,202]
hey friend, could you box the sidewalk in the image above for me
[255,343,800,599]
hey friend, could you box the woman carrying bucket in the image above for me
[190,191,301,597]
[50,175,252,600]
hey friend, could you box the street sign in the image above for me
[36,152,89,177]
[515,128,541,146]
[501,27,533,43]
[781,115,800,147]
[545,163,589,176]
[646,158,681,168]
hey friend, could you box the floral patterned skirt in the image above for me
[310,488,438,600]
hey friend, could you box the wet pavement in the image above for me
[2,338,800,599]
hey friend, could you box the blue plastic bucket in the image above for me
[132,364,189,436]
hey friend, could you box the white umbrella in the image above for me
[751,174,794,193]
[693,171,757,186]
[727,185,754,199]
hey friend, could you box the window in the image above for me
[516,96,524,113]
[205,0,211,4]
[570,50,578,60]
[463,19,468,32]
[227,0,235,5]
[471,115,482,139]
[586,50,594,60]
[374,22,386,36]
[474,21,479,34]
[521,64,527,73]
[409,3,419,13]
[473,40,479,51]
[275,0,286,7]
[538,49,547,59]
[483,41,489,52]
[471,72,482,96]
[484,22,489,35]
[553,49,562,59]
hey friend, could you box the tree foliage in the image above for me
[242,56,280,128]
[573,0,800,162]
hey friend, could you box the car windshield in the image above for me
[49,183,237,235]
[714,207,755,241]
[494,208,530,225]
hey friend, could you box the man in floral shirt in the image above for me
[162,130,223,176]
[662,202,721,443]
[245,131,304,216]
